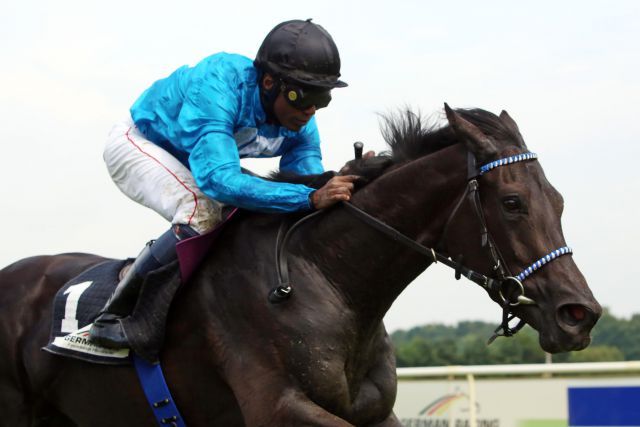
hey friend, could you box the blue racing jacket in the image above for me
[130,52,323,213]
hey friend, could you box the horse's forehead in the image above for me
[493,159,564,211]
[486,153,551,191]
[494,140,526,155]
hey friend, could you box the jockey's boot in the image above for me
[88,225,197,349]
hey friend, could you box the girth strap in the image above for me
[133,354,186,427]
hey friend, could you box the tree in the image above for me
[568,345,624,363]
[390,308,639,366]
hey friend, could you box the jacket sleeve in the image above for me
[189,132,315,212]
[279,116,324,175]
[180,64,315,212]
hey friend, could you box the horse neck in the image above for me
[295,143,469,325]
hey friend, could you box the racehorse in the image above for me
[0,105,601,426]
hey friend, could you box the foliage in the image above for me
[391,308,639,367]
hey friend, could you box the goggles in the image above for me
[281,83,332,110]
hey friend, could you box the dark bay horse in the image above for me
[0,106,601,426]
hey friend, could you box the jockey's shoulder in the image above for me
[195,53,255,76]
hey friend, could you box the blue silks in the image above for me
[131,53,324,213]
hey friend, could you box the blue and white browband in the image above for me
[515,246,573,282]
[479,152,538,175]
[478,152,573,283]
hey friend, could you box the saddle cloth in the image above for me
[44,259,134,364]
[44,208,239,365]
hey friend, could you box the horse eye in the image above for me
[502,195,524,213]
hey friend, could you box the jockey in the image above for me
[89,19,357,349]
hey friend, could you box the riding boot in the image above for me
[88,225,197,349]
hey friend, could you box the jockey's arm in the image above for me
[180,72,358,212]
[180,70,319,213]
[189,131,316,212]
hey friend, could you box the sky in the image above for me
[1,1,639,333]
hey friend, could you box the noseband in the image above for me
[269,151,573,342]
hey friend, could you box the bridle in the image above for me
[437,151,571,341]
[269,150,573,342]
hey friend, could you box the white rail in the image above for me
[396,360,640,427]
[397,360,640,378]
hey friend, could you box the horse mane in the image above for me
[382,108,522,163]
[269,107,521,187]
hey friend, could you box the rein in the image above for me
[268,151,573,342]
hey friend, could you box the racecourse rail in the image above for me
[396,361,640,427]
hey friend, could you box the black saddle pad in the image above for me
[43,259,133,364]
[43,212,238,365]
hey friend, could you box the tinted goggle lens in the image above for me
[283,85,332,110]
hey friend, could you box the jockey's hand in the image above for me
[311,175,360,209]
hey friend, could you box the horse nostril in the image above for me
[558,304,589,327]
[556,303,600,348]
[569,305,586,321]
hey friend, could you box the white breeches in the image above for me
[103,117,222,234]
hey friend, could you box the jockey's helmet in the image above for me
[255,19,348,89]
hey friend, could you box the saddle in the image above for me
[44,209,237,365]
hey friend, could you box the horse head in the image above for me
[439,104,601,352]
[336,104,600,353]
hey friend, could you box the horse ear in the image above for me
[444,103,497,160]
[499,110,527,147]
[499,110,518,129]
